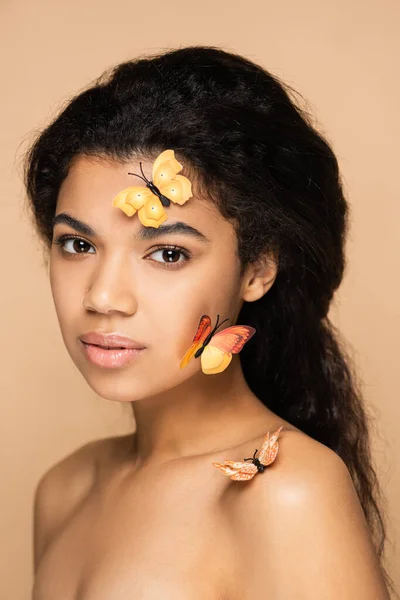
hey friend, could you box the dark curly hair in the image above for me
[23,45,396,596]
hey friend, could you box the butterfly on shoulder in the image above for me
[180,314,256,375]
[212,426,283,481]
[112,149,193,228]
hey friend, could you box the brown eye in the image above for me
[52,235,95,255]
[67,239,93,253]
[161,249,181,263]
[147,245,191,269]
[150,248,185,263]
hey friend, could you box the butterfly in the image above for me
[112,149,193,228]
[212,426,283,481]
[180,314,256,375]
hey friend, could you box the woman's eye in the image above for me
[147,247,190,268]
[53,236,95,255]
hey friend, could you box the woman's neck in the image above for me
[130,356,273,467]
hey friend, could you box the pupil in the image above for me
[163,249,179,263]
[74,240,89,253]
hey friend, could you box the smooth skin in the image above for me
[32,155,390,599]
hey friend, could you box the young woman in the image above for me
[25,46,395,599]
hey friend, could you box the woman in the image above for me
[25,46,394,599]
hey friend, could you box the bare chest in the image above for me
[33,467,239,600]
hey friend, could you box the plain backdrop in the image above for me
[1,0,399,597]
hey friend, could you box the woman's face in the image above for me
[49,154,246,402]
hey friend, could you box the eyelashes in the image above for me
[52,235,95,255]
[51,234,192,270]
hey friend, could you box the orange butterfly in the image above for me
[212,426,283,481]
[180,314,256,375]
[112,149,193,228]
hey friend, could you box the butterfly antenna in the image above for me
[215,316,230,332]
[243,448,258,462]
[127,172,147,183]
[139,162,150,184]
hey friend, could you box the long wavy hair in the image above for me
[23,46,395,596]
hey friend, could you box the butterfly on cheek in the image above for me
[212,426,283,481]
[179,314,256,375]
[112,149,193,228]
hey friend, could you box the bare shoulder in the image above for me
[246,427,356,510]
[33,433,129,571]
[227,428,390,599]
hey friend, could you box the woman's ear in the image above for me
[241,254,278,303]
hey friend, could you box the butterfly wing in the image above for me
[212,460,258,481]
[258,426,283,466]
[180,315,212,369]
[152,150,192,206]
[158,175,193,206]
[152,162,180,189]
[180,340,204,369]
[137,195,168,228]
[112,186,154,216]
[152,149,182,179]
[200,346,233,374]
[191,315,213,342]
[210,325,256,355]
[200,325,255,375]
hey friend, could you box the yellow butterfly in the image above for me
[112,149,193,228]
[212,426,283,481]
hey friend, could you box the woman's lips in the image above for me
[80,341,144,368]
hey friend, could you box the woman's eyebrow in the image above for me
[52,212,210,243]
[52,213,95,236]
[136,221,210,243]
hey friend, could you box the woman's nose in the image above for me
[82,255,138,315]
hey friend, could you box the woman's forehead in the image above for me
[56,154,234,242]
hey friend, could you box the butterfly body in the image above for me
[252,459,265,473]
[244,449,266,472]
[193,330,215,358]
[212,426,283,481]
[180,314,255,375]
[143,180,171,207]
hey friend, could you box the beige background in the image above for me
[1,0,399,597]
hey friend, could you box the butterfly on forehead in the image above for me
[180,314,256,375]
[212,426,283,481]
[112,149,193,228]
